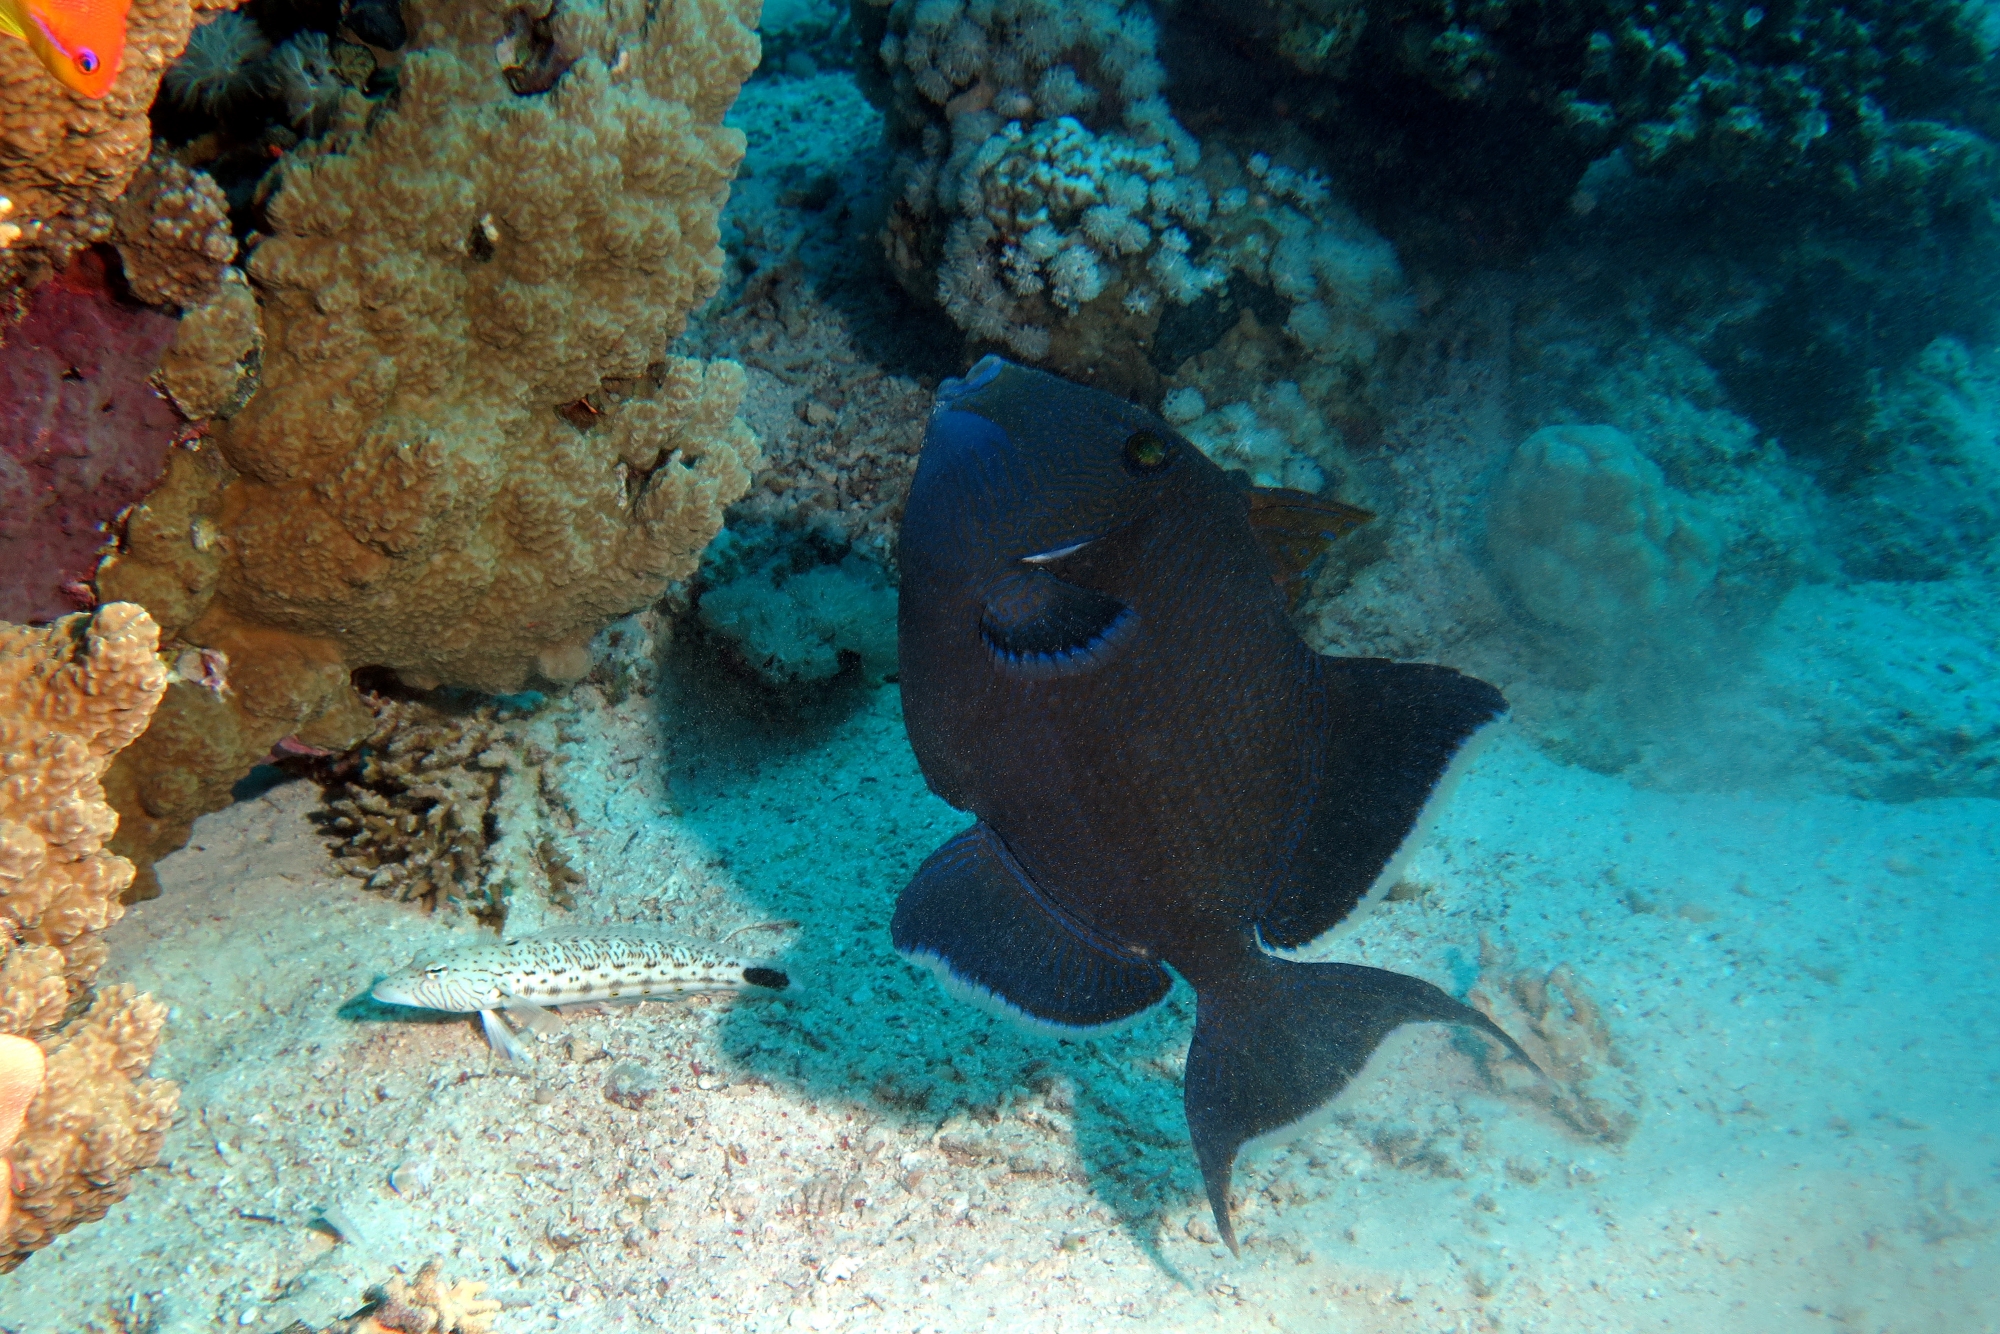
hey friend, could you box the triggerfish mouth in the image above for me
[0,0,129,98]
[893,355,1538,1254]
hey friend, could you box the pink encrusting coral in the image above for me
[0,251,181,625]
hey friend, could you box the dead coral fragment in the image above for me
[1,985,179,1270]
[320,1261,502,1334]
[1471,940,1639,1145]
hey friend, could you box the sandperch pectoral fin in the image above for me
[1184,956,1535,1256]
[892,823,1171,1029]
[478,1009,532,1062]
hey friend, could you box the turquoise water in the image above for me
[4,1,1999,1330]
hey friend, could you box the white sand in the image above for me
[5,654,1993,1333]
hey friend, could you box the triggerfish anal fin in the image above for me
[1185,954,1538,1255]
[0,0,129,98]
[892,823,1172,1030]
[1245,486,1373,607]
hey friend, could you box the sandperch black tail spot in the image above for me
[742,966,790,990]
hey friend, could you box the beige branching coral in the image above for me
[109,151,238,310]
[0,0,245,299]
[0,605,177,1271]
[0,605,169,1028]
[153,267,263,419]
[1471,940,1640,1145]
[313,697,580,925]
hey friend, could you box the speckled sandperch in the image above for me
[372,930,792,1060]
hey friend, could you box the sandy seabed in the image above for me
[3,645,1994,1334]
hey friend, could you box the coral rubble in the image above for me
[0,604,178,1271]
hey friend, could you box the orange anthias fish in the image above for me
[0,0,129,98]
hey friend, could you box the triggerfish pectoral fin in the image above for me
[892,823,1172,1030]
[0,0,130,98]
[1184,955,1536,1255]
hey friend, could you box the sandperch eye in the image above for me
[75,49,98,72]
[1123,429,1169,473]
[424,965,447,975]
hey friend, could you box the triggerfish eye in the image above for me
[1122,429,1170,473]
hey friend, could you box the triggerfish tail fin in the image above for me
[1185,955,1535,1256]
[893,823,1172,1030]
[1245,486,1373,607]
[1259,658,1507,954]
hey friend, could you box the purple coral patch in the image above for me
[0,251,183,624]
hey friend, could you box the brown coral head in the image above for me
[499,4,578,96]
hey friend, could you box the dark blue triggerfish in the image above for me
[893,356,1535,1253]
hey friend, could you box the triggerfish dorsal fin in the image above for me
[1259,657,1508,954]
[1245,486,1373,607]
[0,0,130,98]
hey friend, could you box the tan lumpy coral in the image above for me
[0,0,243,300]
[109,152,238,310]
[153,266,263,419]
[2,985,177,1270]
[93,0,763,889]
[215,0,763,693]
[0,605,168,1027]
[0,606,177,1270]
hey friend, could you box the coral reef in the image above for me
[153,265,262,420]
[0,604,177,1271]
[92,0,765,889]
[854,0,1414,410]
[1843,336,2000,582]
[107,152,237,310]
[0,604,168,1027]
[0,251,181,625]
[698,534,899,688]
[1486,423,1721,641]
[312,695,579,925]
[1174,0,1999,257]
[0,0,246,297]
[1,985,177,1270]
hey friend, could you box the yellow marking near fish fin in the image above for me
[503,996,563,1036]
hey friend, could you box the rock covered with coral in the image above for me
[107,151,237,310]
[0,253,182,625]
[85,0,768,887]
[0,604,177,1271]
